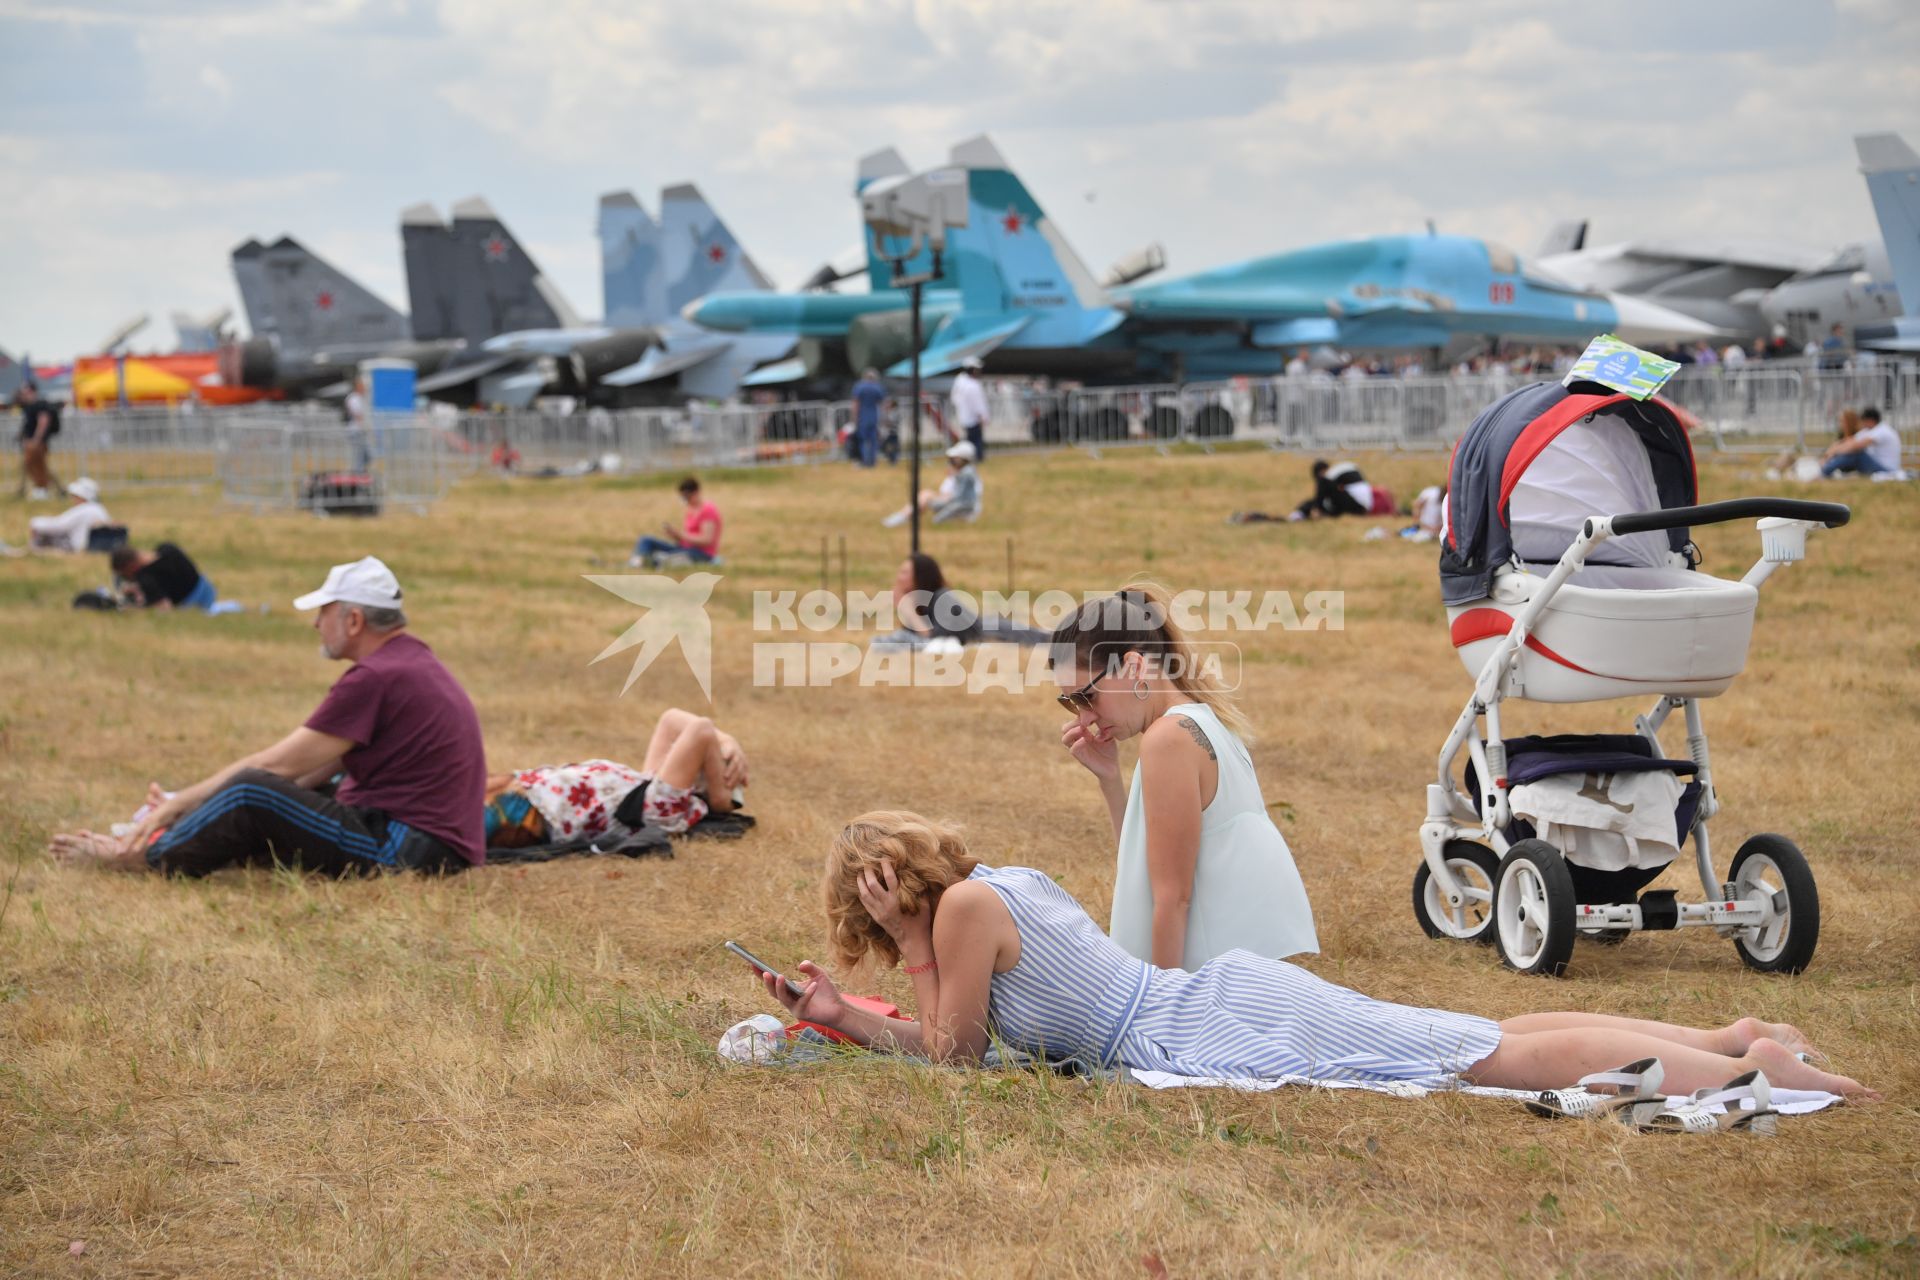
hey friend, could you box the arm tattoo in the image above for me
[1177,715,1216,761]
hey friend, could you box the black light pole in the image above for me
[908,276,924,555]
[885,247,939,556]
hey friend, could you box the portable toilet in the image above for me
[360,358,416,412]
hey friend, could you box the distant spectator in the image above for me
[631,475,722,567]
[343,376,373,471]
[851,368,886,468]
[950,359,991,462]
[1822,407,1903,478]
[869,553,1046,650]
[111,542,229,612]
[27,478,111,552]
[1722,342,1747,368]
[489,437,521,473]
[14,384,62,499]
[1819,323,1849,371]
[1280,460,1393,520]
[1401,484,1446,542]
[881,441,981,527]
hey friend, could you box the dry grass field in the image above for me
[2,439,1917,1277]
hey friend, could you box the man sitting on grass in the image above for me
[50,556,487,877]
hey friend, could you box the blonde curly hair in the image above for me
[824,810,979,970]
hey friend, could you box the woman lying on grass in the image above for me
[756,811,1876,1099]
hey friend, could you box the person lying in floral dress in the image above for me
[484,709,747,849]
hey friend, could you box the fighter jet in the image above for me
[401,197,638,407]
[221,235,464,396]
[402,192,787,407]
[688,135,1722,384]
[591,184,794,402]
[1535,222,1827,339]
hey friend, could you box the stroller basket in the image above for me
[1464,734,1705,902]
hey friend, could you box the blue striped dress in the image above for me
[972,864,1501,1086]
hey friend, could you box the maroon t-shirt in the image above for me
[305,632,487,864]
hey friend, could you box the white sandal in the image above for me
[1526,1057,1666,1119]
[1638,1069,1779,1135]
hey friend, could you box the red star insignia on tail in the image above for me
[316,291,334,310]
[483,235,508,262]
[1002,208,1023,234]
[707,243,726,264]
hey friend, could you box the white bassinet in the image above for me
[1444,410,1758,701]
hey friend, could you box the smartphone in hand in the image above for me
[725,940,806,999]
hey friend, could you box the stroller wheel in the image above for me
[1729,834,1820,975]
[1411,840,1499,943]
[1494,840,1577,977]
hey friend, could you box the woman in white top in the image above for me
[1054,585,1318,970]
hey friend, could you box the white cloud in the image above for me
[0,0,1917,357]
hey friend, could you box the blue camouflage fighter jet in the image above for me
[687,135,1718,384]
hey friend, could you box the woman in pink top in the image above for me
[631,476,722,567]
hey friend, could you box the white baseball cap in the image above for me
[961,357,984,370]
[67,477,100,503]
[946,440,977,463]
[293,555,404,611]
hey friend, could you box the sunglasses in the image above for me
[1057,670,1105,713]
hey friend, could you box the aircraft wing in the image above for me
[740,357,810,387]
[414,352,526,395]
[884,315,1030,378]
[600,343,728,388]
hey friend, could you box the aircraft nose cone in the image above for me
[680,300,705,325]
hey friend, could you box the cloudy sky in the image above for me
[3,0,1917,359]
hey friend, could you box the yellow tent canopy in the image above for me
[72,360,195,408]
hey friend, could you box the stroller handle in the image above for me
[1594,498,1852,539]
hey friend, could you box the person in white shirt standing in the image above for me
[27,477,112,552]
[949,358,991,463]
[343,377,372,472]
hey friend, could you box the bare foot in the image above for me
[48,830,146,872]
[1728,1016,1820,1061]
[1748,1038,1877,1101]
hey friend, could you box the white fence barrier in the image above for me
[52,357,1918,502]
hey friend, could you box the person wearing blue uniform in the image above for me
[750,811,1871,1100]
[850,368,886,468]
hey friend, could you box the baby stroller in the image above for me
[1412,381,1849,976]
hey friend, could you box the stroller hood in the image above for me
[1439,381,1697,607]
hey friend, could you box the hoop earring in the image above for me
[1133,680,1149,700]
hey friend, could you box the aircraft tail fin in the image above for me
[599,191,666,328]
[856,133,1108,325]
[234,235,408,358]
[940,134,1108,317]
[0,346,23,401]
[405,196,572,344]
[1537,219,1589,257]
[1857,132,1920,317]
[659,183,773,318]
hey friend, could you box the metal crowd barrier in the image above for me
[219,419,460,514]
[51,356,1919,504]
